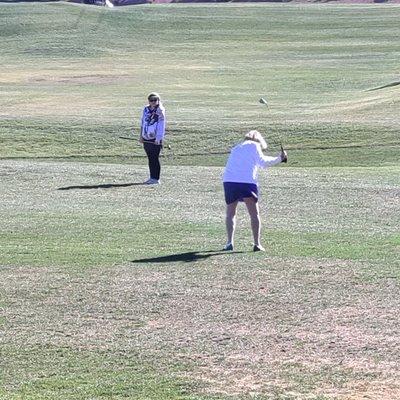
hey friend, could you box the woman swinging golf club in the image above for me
[222,130,287,252]
[139,92,166,185]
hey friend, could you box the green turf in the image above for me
[0,346,204,400]
[1,161,399,398]
[1,2,400,399]
[1,3,399,166]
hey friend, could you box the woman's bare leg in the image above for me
[243,197,261,247]
[225,201,238,247]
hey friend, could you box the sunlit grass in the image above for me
[1,3,399,166]
[1,3,400,399]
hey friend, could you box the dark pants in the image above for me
[143,142,161,180]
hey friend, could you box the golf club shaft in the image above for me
[141,139,172,150]
[141,140,162,146]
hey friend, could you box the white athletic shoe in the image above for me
[145,178,160,185]
[253,244,265,252]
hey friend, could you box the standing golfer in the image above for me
[222,130,287,252]
[140,92,166,184]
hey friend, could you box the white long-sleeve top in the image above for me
[222,141,282,184]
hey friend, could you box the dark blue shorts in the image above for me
[223,182,258,205]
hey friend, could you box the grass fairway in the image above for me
[1,2,400,399]
[1,161,399,399]
[0,2,399,166]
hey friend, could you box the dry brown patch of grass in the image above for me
[1,161,399,398]
[28,73,132,85]
[3,254,399,398]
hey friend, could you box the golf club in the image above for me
[141,139,171,149]
[140,139,173,162]
[120,135,171,150]
[259,97,287,160]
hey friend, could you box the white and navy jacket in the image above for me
[140,103,166,142]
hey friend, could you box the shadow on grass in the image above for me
[368,81,400,90]
[132,250,244,264]
[57,182,145,190]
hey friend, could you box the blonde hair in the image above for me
[244,130,267,150]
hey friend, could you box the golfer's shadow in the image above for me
[131,250,244,264]
[57,182,145,190]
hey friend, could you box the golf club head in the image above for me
[280,144,288,163]
[259,97,268,105]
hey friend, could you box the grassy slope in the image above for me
[1,3,400,399]
[0,3,399,166]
